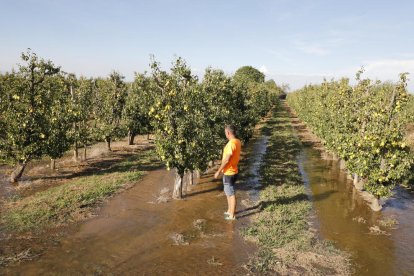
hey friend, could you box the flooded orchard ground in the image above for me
[299,146,414,276]
[3,131,269,275]
[3,115,414,275]
[3,172,249,275]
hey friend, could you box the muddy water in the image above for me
[299,146,414,276]
[244,135,269,201]
[4,134,269,275]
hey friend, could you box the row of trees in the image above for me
[287,70,413,197]
[0,50,146,182]
[149,61,281,197]
[0,50,283,198]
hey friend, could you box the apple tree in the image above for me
[67,75,96,160]
[0,50,68,182]
[149,58,212,199]
[93,72,127,151]
[123,73,153,145]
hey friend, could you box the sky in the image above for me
[1,0,414,91]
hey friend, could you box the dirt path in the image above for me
[3,131,268,275]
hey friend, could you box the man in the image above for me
[214,125,241,220]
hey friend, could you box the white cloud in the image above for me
[363,59,414,79]
[333,59,414,92]
[395,53,414,59]
[262,59,414,93]
[259,65,269,75]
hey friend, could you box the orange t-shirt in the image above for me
[222,138,241,175]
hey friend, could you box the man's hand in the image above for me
[214,154,230,179]
[214,171,220,179]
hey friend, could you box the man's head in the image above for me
[225,124,236,139]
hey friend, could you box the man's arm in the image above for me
[214,154,231,179]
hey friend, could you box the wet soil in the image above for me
[3,170,247,275]
[0,136,157,268]
[2,129,269,275]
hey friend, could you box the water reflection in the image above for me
[299,146,414,276]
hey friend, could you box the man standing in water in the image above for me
[214,125,241,220]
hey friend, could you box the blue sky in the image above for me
[1,0,414,91]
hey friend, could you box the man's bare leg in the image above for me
[228,195,236,218]
[226,196,231,214]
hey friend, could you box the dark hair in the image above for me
[225,124,236,135]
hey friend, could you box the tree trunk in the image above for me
[189,171,194,186]
[371,198,382,211]
[50,158,56,171]
[194,170,200,182]
[339,159,346,170]
[128,131,135,145]
[386,88,397,125]
[183,172,188,194]
[73,141,79,161]
[147,133,150,140]
[83,144,87,161]
[354,174,364,190]
[351,187,357,211]
[173,170,184,199]
[105,136,111,151]
[10,161,28,183]
[380,158,386,170]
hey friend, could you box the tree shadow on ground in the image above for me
[236,193,306,219]
[236,189,336,219]
[185,186,222,198]
[30,147,163,182]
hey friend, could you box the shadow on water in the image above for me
[382,187,414,211]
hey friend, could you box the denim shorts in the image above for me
[223,174,238,196]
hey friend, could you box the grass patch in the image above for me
[378,217,398,228]
[1,149,158,233]
[241,103,350,275]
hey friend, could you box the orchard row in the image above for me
[0,50,283,197]
[287,70,413,197]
